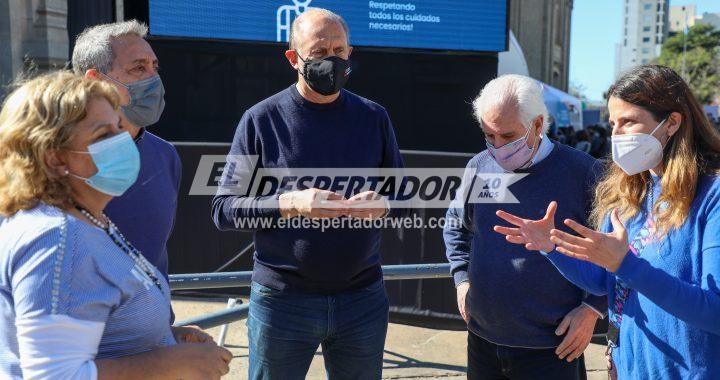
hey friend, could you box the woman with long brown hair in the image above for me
[492,65,720,379]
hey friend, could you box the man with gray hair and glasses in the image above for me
[444,75,607,379]
[72,20,181,283]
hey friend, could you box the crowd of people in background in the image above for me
[548,124,611,159]
[706,113,720,129]
[551,114,720,160]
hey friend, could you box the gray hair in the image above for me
[473,74,550,133]
[289,8,350,52]
[71,20,148,75]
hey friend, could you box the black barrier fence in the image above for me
[169,145,476,331]
[172,264,453,329]
[168,144,609,335]
[145,37,495,152]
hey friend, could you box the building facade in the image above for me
[509,0,573,92]
[0,0,123,100]
[669,4,720,34]
[669,4,696,33]
[614,0,670,79]
[0,0,71,99]
[696,12,720,31]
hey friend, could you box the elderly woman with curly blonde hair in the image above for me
[0,72,232,380]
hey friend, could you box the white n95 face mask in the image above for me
[611,118,667,176]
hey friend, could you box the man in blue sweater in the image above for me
[212,9,404,379]
[72,21,182,280]
[444,75,606,379]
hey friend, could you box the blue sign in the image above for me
[149,0,507,52]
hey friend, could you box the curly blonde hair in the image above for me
[0,71,120,216]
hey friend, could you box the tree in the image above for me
[657,24,720,104]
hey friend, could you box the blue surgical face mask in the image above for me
[103,73,166,128]
[67,132,141,196]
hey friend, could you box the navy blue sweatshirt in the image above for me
[444,142,607,348]
[211,85,405,295]
[105,130,182,279]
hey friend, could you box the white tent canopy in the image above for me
[497,30,583,131]
[497,30,529,77]
[541,82,583,131]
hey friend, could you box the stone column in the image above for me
[0,0,13,98]
[0,0,69,99]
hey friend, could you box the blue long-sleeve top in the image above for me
[444,141,607,348]
[544,174,720,379]
[211,85,405,295]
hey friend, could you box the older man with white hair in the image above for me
[212,8,404,380]
[72,20,181,282]
[444,75,606,379]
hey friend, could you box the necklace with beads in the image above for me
[75,205,163,291]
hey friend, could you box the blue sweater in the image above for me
[444,142,607,348]
[105,130,182,279]
[545,174,720,379]
[211,85,404,295]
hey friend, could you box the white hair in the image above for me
[289,8,350,51]
[472,74,550,133]
[71,20,149,75]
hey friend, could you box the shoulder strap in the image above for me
[607,209,656,346]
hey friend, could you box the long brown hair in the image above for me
[591,65,720,234]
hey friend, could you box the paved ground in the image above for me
[172,297,608,379]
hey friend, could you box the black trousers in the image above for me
[467,331,587,380]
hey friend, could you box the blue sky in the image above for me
[569,0,720,101]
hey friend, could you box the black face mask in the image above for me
[298,55,352,96]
